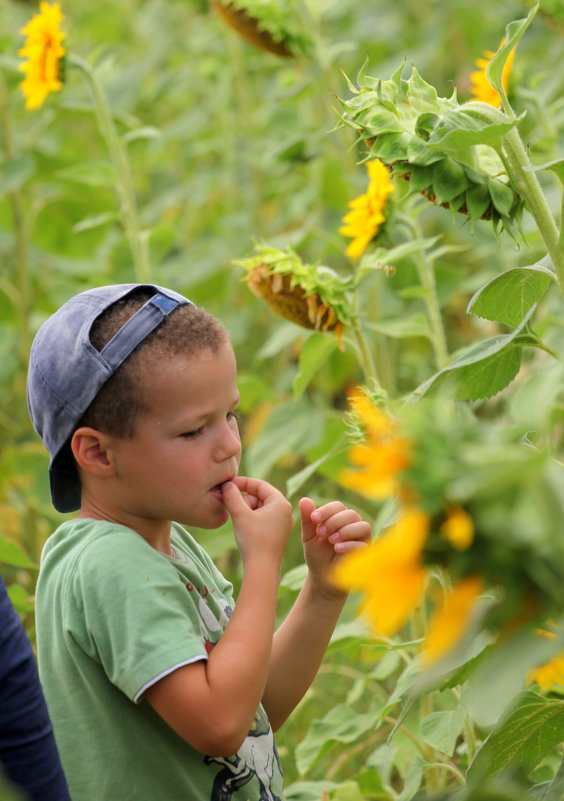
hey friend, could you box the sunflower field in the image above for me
[3,0,564,798]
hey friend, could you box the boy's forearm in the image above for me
[145,557,281,756]
[261,575,347,730]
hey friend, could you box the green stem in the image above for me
[414,249,449,368]
[69,54,150,282]
[350,316,382,391]
[502,126,564,293]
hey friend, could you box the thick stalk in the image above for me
[69,54,150,282]
[502,126,564,293]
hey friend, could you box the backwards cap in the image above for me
[27,283,192,513]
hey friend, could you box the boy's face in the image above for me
[107,342,241,530]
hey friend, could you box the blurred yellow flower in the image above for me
[338,390,411,501]
[422,576,483,666]
[19,2,66,110]
[331,508,429,636]
[469,43,515,108]
[340,159,393,259]
[527,654,564,692]
[440,506,474,551]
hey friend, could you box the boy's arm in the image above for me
[262,498,371,730]
[144,477,293,757]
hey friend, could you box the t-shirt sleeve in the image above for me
[67,532,210,703]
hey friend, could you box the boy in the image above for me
[27,283,371,801]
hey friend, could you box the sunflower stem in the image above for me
[350,316,382,391]
[69,53,151,283]
[414,250,448,369]
[502,125,564,294]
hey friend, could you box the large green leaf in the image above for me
[487,3,539,110]
[421,706,467,757]
[413,308,538,401]
[292,334,337,401]
[467,261,555,326]
[468,691,564,784]
[0,536,36,569]
[295,703,383,775]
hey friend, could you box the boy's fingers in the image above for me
[231,475,284,506]
[298,497,316,542]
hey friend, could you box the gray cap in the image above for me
[27,283,192,513]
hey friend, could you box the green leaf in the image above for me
[72,212,119,233]
[467,262,555,326]
[245,402,325,477]
[368,314,431,339]
[293,334,337,401]
[487,3,539,110]
[487,177,515,217]
[427,111,517,153]
[0,155,36,197]
[414,306,539,400]
[397,760,423,801]
[55,162,115,187]
[286,437,347,498]
[468,691,564,785]
[7,584,35,614]
[421,707,466,756]
[285,781,339,801]
[295,703,382,774]
[524,157,564,185]
[0,536,36,569]
[359,236,441,272]
[541,753,564,801]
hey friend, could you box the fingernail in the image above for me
[312,511,321,523]
[329,532,339,544]
[317,525,327,536]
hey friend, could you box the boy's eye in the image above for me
[227,410,240,422]
[181,428,203,439]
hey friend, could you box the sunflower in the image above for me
[340,159,393,260]
[527,653,564,692]
[331,508,429,636]
[469,43,515,108]
[19,2,66,110]
[338,389,411,501]
[422,576,483,666]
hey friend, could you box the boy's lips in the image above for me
[209,477,235,497]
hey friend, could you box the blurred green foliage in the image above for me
[3,0,564,799]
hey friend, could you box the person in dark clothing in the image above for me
[0,572,70,801]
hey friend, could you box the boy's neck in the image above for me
[77,502,174,557]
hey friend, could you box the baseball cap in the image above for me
[27,283,192,513]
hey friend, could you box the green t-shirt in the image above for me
[36,518,285,801]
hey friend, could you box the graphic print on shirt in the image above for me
[205,706,283,801]
[188,591,283,801]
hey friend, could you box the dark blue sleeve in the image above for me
[0,573,71,801]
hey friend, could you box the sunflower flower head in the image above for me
[422,576,483,666]
[340,159,393,260]
[338,388,411,501]
[469,42,515,108]
[440,506,474,551]
[19,1,66,110]
[527,653,564,693]
[331,508,429,636]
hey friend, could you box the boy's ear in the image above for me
[71,427,115,477]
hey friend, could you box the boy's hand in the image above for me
[299,498,371,599]
[221,476,294,567]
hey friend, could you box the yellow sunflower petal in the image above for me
[440,507,474,551]
[340,159,393,259]
[527,653,564,692]
[422,576,483,666]
[331,508,429,637]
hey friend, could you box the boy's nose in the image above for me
[214,423,241,462]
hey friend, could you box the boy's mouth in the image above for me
[209,477,234,498]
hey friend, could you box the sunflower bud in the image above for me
[236,244,356,350]
[212,0,312,58]
[337,63,524,237]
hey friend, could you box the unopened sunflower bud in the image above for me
[236,244,356,351]
[212,0,313,58]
